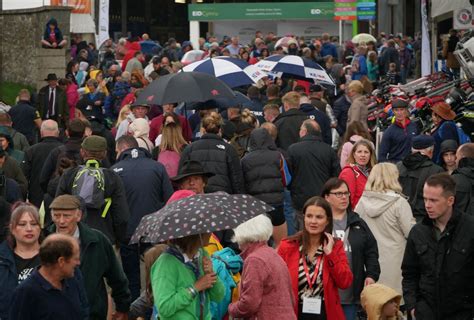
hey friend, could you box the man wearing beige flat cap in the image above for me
[56,135,129,246]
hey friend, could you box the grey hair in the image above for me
[412,146,434,156]
[232,214,273,245]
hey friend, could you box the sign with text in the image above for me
[188,2,335,21]
[357,1,376,21]
[334,0,357,20]
[50,0,91,14]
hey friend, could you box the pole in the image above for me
[339,20,343,45]
[190,21,200,51]
[352,19,358,37]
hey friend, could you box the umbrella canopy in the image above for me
[181,49,205,65]
[275,36,299,49]
[130,192,273,244]
[182,57,265,88]
[186,91,251,110]
[135,71,236,105]
[352,33,377,44]
[255,54,335,85]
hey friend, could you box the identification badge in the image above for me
[302,297,322,314]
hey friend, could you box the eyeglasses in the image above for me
[329,192,351,198]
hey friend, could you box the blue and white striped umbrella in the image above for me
[255,54,335,86]
[182,56,266,88]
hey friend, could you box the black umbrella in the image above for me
[130,192,273,244]
[184,91,251,110]
[135,71,236,106]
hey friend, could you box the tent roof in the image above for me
[431,0,470,18]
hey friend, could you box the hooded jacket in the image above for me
[397,153,444,220]
[452,157,474,215]
[43,18,64,44]
[179,133,245,194]
[241,128,284,205]
[111,148,173,239]
[361,283,403,320]
[274,108,308,150]
[2,155,28,198]
[342,211,380,304]
[129,118,154,152]
[347,94,369,130]
[299,103,332,145]
[288,134,340,210]
[0,130,25,163]
[355,190,415,296]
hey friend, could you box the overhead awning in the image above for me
[70,13,96,33]
[431,0,470,18]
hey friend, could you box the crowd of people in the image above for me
[0,27,473,320]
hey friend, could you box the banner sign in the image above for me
[334,0,357,21]
[421,0,431,76]
[50,0,91,14]
[97,0,109,47]
[453,7,474,30]
[357,1,376,20]
[188,2,335,21]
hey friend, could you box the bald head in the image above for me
[41,120,59,137]
[299,119,321,138]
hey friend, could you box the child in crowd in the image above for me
[386,62,401,85]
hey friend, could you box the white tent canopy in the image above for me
[431,0,470,18]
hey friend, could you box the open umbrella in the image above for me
[255,54,335,86]
[130,192,273,244]
[134,71,236,106]
[182,57,266,88]
[185,91,251,110]
[352,33,377,44]
[180,49,205,65]
[275,36,299,49]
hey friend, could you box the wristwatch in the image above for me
[187,286,198,298]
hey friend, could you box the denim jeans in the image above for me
[342,304,358,320]
[283,188,296,235]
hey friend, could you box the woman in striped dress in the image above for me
[278,196,353,320]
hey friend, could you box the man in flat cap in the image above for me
[56,135,129,245]
[378,99,418,163]
[397,135,444,222]
[47,194,131,320]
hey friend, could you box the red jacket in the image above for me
[149,114,193,142]
[339,164,368,209]
[277,238,353,320]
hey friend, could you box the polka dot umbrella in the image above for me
[130,192,273,244]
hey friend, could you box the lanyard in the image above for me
[302,254,323,289]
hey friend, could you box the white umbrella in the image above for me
[352,33,377,44]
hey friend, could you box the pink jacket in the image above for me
[228,242,296,320]
[66,83,79,119]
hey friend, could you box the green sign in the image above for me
[188,2,335,21]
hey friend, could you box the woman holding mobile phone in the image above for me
[278,196,353,320]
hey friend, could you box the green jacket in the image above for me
[48,222,131,319]
[151,249,225,320]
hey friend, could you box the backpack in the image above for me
[210,247,243,320]
[72,160,111,217]
[158,150,181,178]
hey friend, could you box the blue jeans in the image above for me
[342,304,357,320]
[120,243,141,301]
[283,188,296,235]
